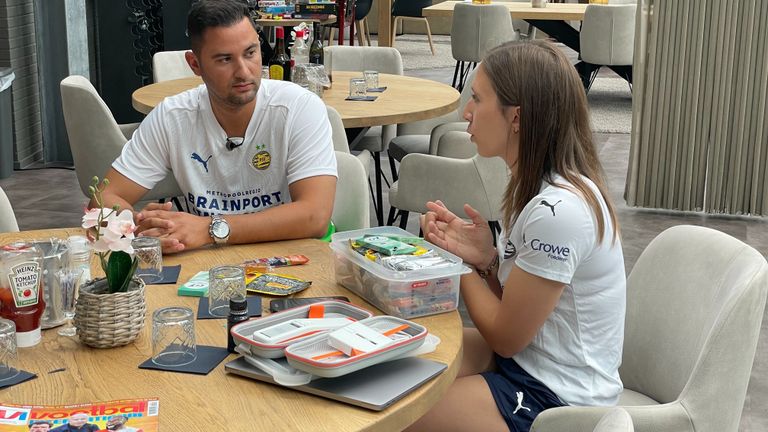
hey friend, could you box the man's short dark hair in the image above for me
[187,0,253,52]
[28,420,53,428]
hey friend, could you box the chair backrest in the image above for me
[0,185,19,232]
[451,3,517,63]
[391,0,432,17]
[332,151,370,231]
[355,0,373,20]
[152,50,195,82]
[60,75,182,202]
[580,4,636,66]
[324,46,403,75]
[326,106,350,153]
[621,225,768,431]
[593,408,634,432]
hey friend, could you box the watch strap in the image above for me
[476,254,499,279]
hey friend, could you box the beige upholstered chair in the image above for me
[592,408,634,432]
[60,75,182,204]
[450,2,516,90]
[152,50,194,82]
[388,153,508,230]
[0,185,19,232]
[332,151,370,232]
[391,0,435,55]
[531,225,768,432]
[326,105,373,178]
[324,45,403,226]
[579,4,636,91]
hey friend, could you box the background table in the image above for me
[1,228,463,432]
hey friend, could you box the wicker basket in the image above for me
[74,277,146,348]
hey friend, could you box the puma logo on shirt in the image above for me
[539,199,562,216]
[191,153,213,173]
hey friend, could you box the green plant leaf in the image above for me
[106,251,134,293]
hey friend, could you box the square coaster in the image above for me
[0,370,37,389]
[345,95,377,102]
[367,86,387,92]
[139,345,230,375]
[196,295,262,320]
[140,265,181,285]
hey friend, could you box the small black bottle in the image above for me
[227,295,249,353]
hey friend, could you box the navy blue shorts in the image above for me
[481,355,566,432]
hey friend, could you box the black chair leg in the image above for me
[386,206,397,226]
[373,152,384,226]
[388,151,398,182]
[398,210,409,230]
[452,61,461,89]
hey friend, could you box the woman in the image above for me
[408,41,626,431]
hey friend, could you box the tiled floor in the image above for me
[1,64,767,431]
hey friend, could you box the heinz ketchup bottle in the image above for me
[0,242,45,347]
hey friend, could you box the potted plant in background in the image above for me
[73,176,146,348]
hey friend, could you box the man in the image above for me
[28,421,52,432]
[103,415,143,432]
[95,0,337,254]
[50,413,99,432]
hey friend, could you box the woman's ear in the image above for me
[185,51,202,76]
[507,106,521,134]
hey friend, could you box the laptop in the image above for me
[225,356,447,411]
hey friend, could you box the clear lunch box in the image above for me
[330,226,471,318]
[284,316,428,378]
[230,300,373,359]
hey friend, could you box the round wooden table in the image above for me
[131,72,460,129]
[1,228,462,432]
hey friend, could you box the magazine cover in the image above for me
[0,398,159,432]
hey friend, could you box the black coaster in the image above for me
[140,265,181,285]
[345,95,377,101]
[196,295,262,320]
[139,345,230,375]
[367,86,387,92]
[0,369,37,389]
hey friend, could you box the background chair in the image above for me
[152,50,194,82]
[593,408,634,432]
[498,0,537,41]
[326,105,373,178]
[324,45,403,226]
[60,75,182,206]
[0,185,19,232]
[391,0,435,55]
[450,2,516,91]
[354,0,373,46]
[388,153,508,232]
[578,4,636,92]
[530,225,768,432]
[332,151,370,231]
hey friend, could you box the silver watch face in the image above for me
[212,220,230,238]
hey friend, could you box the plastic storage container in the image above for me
[330,227,471,319]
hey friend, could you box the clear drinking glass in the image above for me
[349,78,367,98]
[262,66,270,80]
[152,306,197,367]
[208,266,246,317]
[132,237,163,283]
[0,319,19,381]
[363,70,379,90]
[55,268,83,337]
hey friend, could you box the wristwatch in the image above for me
[209,215,230,245]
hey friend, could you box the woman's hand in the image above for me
[422,200,496,269]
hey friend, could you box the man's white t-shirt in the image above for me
[496,174,626,406]
[113,79,337,216]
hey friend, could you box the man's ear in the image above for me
[185,51,202,76]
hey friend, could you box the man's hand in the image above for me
[135,202,210,254]
[422,200,496,269]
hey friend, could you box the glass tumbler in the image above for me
[151,306,197,367]
[55,267,83,337]
[349,78,367,98]
[132,237,163,283]
[0,319,19,381]
[363,70,379,90]
[208,266,246,317]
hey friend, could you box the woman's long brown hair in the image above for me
[483,40,618,243]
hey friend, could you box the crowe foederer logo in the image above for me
[529,238,570,262]
[191,153,212,173]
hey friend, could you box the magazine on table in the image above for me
[0,398,159,431]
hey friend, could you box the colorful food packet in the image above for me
[242,255,310,274]
[246,272,312,296]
